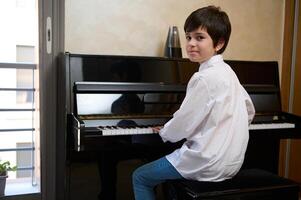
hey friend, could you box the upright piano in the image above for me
[57,53,301,200]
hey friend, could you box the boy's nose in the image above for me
[187,39,196,46]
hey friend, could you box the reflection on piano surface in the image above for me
[57,53,301,200]
[72,82,186,151]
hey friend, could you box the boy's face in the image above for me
[185,27,223,64]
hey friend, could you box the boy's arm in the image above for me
[159,78,212,143]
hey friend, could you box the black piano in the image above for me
[57,53,301,200]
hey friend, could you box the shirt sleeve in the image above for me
[242,88,255,125]
[159,77,212,143]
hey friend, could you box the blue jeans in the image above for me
[132,156,183,200]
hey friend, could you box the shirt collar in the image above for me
[198,55,224,72]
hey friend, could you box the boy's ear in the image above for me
[215,39,225,52]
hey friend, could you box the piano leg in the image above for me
[97,151,118,200]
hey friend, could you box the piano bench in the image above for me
[165,169,300,200]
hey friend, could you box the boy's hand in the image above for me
[152,126,163,133]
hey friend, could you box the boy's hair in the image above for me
[184,6,231,54]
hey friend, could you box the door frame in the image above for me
[39,0,64,199]
[279,0,300,182]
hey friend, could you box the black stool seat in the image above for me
[168,169,300,200]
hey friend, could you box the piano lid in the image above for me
[68,53,199,84]
[67,53,280,87]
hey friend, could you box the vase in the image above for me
[164,26,182,58]
[0,175,7,197]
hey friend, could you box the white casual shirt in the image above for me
[159,55,255,182]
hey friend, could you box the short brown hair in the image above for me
[184,6,231,54]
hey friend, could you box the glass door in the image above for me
[0,0,40,196]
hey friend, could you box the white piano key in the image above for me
[110,128,117,135]
[102,128,112,135]
[249,123,295,130]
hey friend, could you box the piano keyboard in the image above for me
[98,126,158,136]
[96,122,296,136]
[249,123,295,130]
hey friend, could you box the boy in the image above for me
[132,5,255,200]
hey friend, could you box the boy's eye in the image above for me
[185,35,191,40]
[196,36,204,41]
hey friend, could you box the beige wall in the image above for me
[65,0,284,63]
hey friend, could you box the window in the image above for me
[0,0,40,196]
